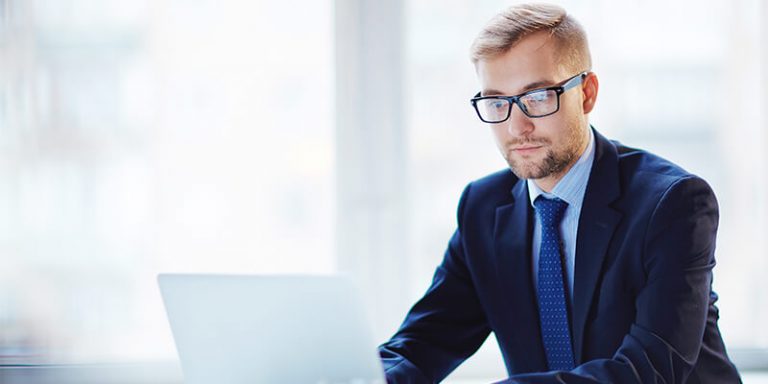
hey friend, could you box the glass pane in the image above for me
[0,0,334,363]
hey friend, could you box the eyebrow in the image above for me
[482,79,556,96]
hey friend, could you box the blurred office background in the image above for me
[1,0,767,382]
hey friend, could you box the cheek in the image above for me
[541,108,581,142]
[490,124,508,143]
[489,125,512,158]
[560,97,585,123]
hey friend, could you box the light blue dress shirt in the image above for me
[527,129,595,302]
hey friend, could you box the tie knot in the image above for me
[534,196,568,227]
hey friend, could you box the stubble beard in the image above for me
[507,145,576,180]
[504,123,586,181]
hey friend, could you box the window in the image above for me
[0,0,333,363]
[1,0,766,379]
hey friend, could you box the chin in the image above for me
[507,161,545,180]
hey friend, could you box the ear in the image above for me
[581,72,599,114]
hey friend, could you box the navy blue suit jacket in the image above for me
[379,129,740,383]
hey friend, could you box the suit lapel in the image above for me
[572,129,623,364]
[494,179,548,372]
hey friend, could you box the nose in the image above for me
[504,103,534,136]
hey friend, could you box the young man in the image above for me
[379,4,741,383]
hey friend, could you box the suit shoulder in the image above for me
[612,141,713,198]
[453,169,518,226]
[615,141,697,184]
[453,169,518,218]
[466,168,519,199]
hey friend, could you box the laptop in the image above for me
[158,274,386,384]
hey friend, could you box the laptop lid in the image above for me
[158,274,386,384]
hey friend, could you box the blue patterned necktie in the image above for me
[534,196,575,371]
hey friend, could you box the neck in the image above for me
[533,172,565,193]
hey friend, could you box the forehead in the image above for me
[475,32,567,95]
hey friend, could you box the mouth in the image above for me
[512,145,543,154]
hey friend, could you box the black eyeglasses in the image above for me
[470,72,588,123]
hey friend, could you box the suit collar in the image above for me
[494,180,548,372]
[571,128,623,363]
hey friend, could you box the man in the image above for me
[379,3,741,383]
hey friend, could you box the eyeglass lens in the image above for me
[476,89,559,122]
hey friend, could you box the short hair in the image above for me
[470,3,591,73]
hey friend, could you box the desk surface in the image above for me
[2,363,767,384]
[0,362,183,384]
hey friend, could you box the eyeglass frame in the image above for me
[470,71,589,123]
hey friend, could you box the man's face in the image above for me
[475,32,593,189]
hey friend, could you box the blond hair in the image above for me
[470,3,591,72]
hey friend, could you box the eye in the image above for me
[491,100,507,110]
[525,91,550,103]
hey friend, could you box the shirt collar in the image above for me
[527,128,595,208]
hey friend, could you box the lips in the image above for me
[513,145,543,154]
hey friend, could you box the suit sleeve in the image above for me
[496,176,724,384]
[379,183,491,383]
